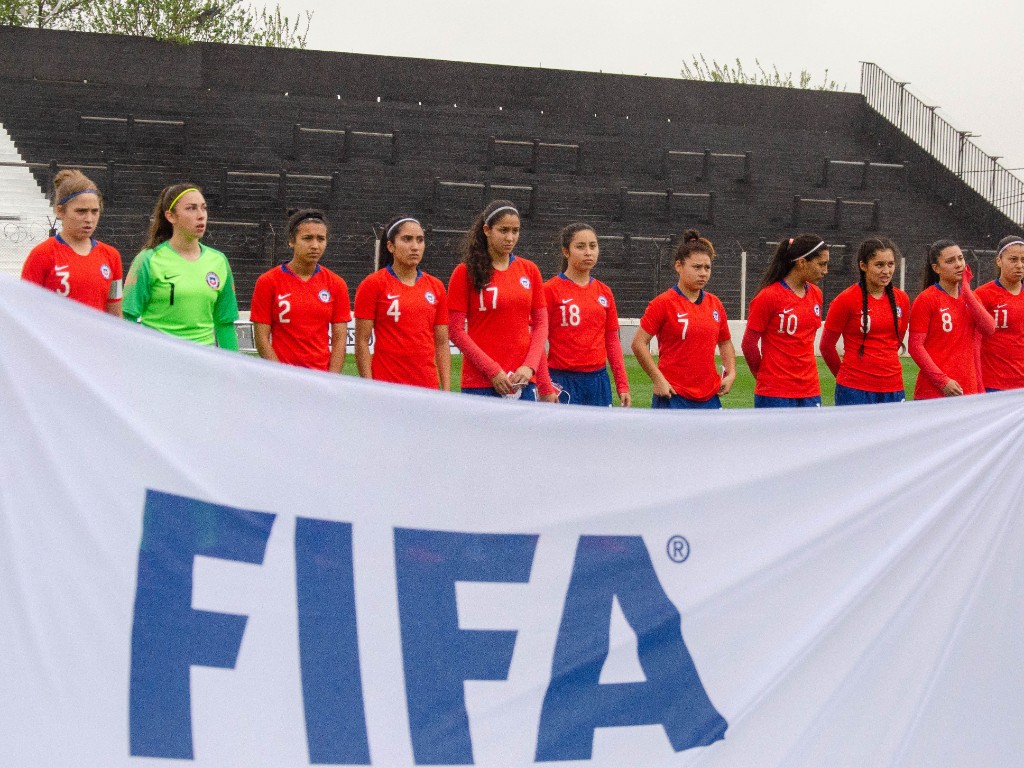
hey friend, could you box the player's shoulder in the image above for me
[317,264,347,285]
[832,282,861,303]
[974,280,1000,301]
[92,239,120,258]
[25,236,58,260]
[513,255,541,275]
[419,270,446,292]
[703,290,726,310]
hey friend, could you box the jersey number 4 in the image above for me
[387,298,401,322]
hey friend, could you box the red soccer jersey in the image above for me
[824,283,910,393]
[544,274,620,372]
[747,281,823,398]
[639,287,731,402]
[21,236,123,312]
[250,264,351,371]
[909,284,981,399]
[447,256,546,389]
[354,267,448,389]
[974,279,1024,390]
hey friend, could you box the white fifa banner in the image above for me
[2,275,1023,767]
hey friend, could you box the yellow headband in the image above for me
[167,188,199,212]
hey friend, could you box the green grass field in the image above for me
[340,356,922,407]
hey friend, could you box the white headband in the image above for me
[996,239,1024,258]
[386,217,420,239]
[792,240,826,262]
[484,205,519,225]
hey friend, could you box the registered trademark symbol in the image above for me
[666,536,690,563]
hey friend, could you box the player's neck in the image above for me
[1000,275,1023,295]
[677,282,701,302]
[60,232,92,255]
[782,271,807,297]
[488,249,511,271]
[288,258,317,280]
[564,265,590,285]
[938,277,959,296]
[169,232,201,261]
[864,280,887,299]
[391,261,418,285]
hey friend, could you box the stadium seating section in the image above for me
[0,27,1015,316]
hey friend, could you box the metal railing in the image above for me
[861,62,1024,225]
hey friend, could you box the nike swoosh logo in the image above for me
[387,294,400,299]
[561,298,573,304]
[277,293,291,300]
[54,264,68,271]
[164,274,180,280]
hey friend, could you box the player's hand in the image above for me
[490,370,515,395]
[651,377,676,398]
[539,392,560,403]
[619,392,632,407]
[510,366,534,387]
[961,263,974,292]
[941,379,964,397]
[719,370,736,395]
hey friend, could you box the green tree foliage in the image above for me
[0,0,312,48]
[681,54,842,91]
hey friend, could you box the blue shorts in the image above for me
[834,383,906,406]
[549,367,613,407]
[462,383,538,402]
[652,394,722,410]
[754,395,822,408]
[986,388,1003,393]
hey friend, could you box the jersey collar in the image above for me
[558,272,593,285]
[282,263,321,277]
[387,264,422,282]
[673,285,704,304]
[56,233,97,251]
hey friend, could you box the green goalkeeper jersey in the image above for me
[123,241,239,346]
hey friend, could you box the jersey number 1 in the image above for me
[479,286,498,311]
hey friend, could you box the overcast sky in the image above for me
[273,0,1023,175]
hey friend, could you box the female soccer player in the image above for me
[250,209,351,372]
[632,230,735,409]
[820,238,910,405]
[353,216,450,389]
[21,169,122,316]
[447,200,548,400]
[123,184,239,349]
[974,235,1024,391]
[909,239,995,399]
[542,223,630,406]
[741,234,829,408]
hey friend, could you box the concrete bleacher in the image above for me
[0,26,1015,318]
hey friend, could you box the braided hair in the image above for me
[856,237,903,355]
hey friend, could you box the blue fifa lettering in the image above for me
[129,490,275,759]
[394,528,538,765]
[295,517,370,765]
[535,536,727,761]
